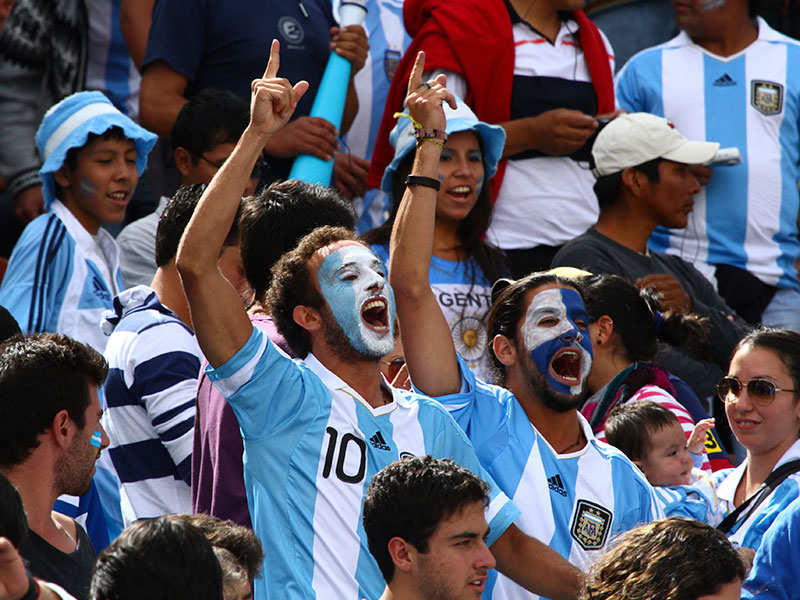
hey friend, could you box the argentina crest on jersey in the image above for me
[751,80,784,115]
[384,49,401,81]
[570,499,612,550]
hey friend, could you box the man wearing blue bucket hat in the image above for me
[363,95,506,380]
[0,91,156,354]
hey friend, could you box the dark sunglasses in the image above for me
[380,356,406,381]
[716,376,799,405]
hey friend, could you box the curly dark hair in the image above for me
[265,226,358,357]
[90,515,223,600]
[239,180,356,304]
[172,513,264,580]
[0,333,107,466]
[581,518,745,600]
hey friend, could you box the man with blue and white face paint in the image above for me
[176,43,583,600]
[316,243,396,360]
[519,288,593,404]
[392,51,661,600]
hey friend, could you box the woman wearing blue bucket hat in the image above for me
[362,92,506,379]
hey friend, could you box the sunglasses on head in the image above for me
[716,376,799,405]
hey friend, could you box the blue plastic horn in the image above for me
[288,1,368,185]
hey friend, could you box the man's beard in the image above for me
[54,433,96,497]
[517,343,587,413]
[321,305,381,363]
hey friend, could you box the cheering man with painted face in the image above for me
[176,41,584,600]
[390,51,662,600]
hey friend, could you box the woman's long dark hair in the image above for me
[361,146,505,285]
[581,274,709,361]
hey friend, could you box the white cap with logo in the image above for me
[591,112,719,177]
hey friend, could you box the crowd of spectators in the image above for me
[1,0,800,599]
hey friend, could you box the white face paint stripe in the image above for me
[43,103,120,160]
[520,289,574,352]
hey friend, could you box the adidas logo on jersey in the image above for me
[713,73,736,87]
[368,431,391,451]
[547,474,567,497]
[92,276,111,301]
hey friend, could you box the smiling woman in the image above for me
[682,329,800,556]
[362,98,507,380]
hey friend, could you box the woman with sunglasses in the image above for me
[709,328,800,554]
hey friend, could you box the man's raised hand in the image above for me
[250,40,310,138]
[404,51,456,132]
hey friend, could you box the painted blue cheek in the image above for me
[91,430,102,448]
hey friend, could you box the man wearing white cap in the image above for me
[552,113,750,403]
[615,0,800,331]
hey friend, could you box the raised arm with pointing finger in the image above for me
[388,51,462,399]
[176,40,308,368]
[175,43,530,600]
[392,52,663,600]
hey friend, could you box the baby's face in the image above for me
[637,422,694,486]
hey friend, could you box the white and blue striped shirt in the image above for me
[0,200,122,353]
[431,358,662,600]
[335,0,410,233]
[206,326,519,600]
[102,286,200,526]
[657,439,800,551]
[615,18,800,291]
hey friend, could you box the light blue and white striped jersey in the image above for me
[742,496,800,600]
[206,326,519,600]
[101,286,200,526]
[657,439,800,551]
[430,358,661,600]
[0,200,122,353]
[372,243,495,379]
[654,468,726,525]
[334,0,410,233]
[615,18,800,291]
[85,0,141,119]
[714,439,800,550]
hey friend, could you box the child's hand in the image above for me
[687,418,715,455]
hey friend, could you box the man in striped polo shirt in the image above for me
[101,184,243,525]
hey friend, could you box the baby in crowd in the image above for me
[605,400,715,487]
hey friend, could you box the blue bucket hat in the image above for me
[381,96,506,195]
[35,91,158,209]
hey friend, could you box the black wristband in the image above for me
[20,574,38,600]
[405,175,441,191]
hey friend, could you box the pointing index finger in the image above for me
[264,39,280,79]
[407,51,425,95]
